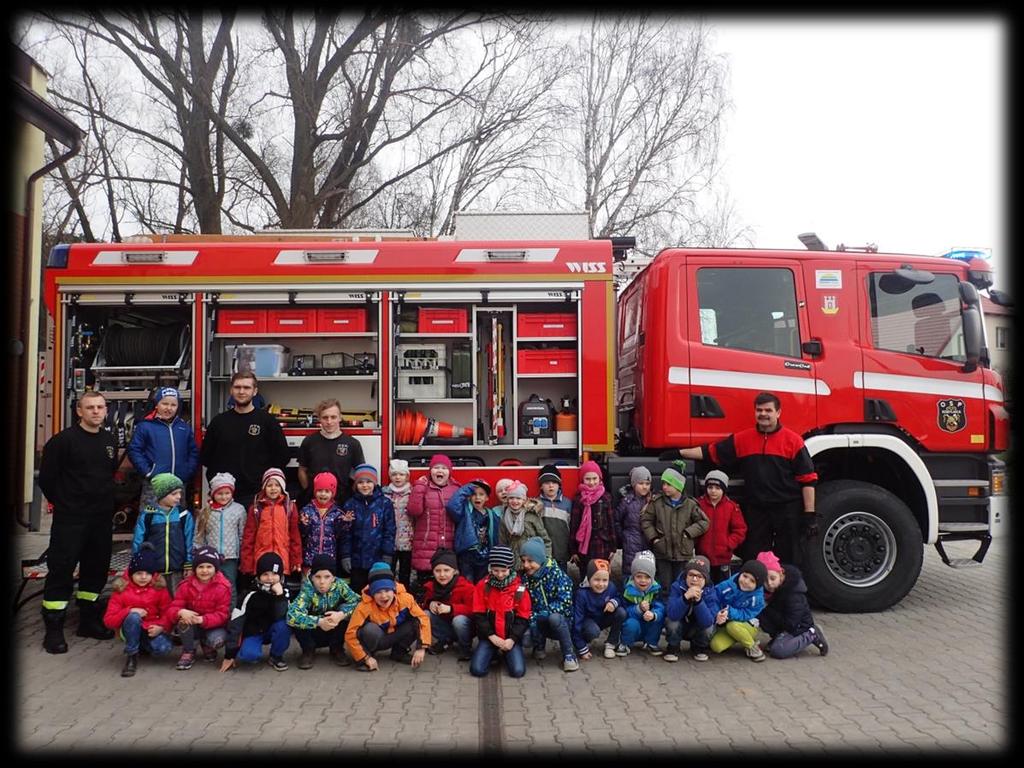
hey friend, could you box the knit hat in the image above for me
[129,543,160,575]
[756,550,783,574]
[469,478,492,497]
[586,558,611,580]
[389,458,410,476]
[310,553,337,576]
[520,537,547,566]
[192,546,223,571]
[684,555,711,583]
[256,551,284,577]
[352,464,378,484]
[261,467,286,493]
[368,566,397,595]
[631,550,657,579]
[740,559,768,589]
[660,466,686,493]
[505,481,528,499]
[209,472,235,497]
[154,386,180,403]
[579,460,602,481]
[429,454,453,470]
[313,472,338,496]
[430,548,459,571]
[538,464,562,485]
[495,478,515,496]
[367,561,395,583]
[488,546,515,569]
[703,469,729,490]
[151,472,184,502]
[629,466,652,485]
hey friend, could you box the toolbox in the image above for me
[418,307,468,333]
[517,312,576,339]
[316,307,367,333]
[517,348,577,375]
[217,309,266,334]
[267,308,316,333]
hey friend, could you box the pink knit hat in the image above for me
[429,453,453,470]
[261,467,287,492]
[579,460,602,481]
[756,550,783,574]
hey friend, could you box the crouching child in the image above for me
[709,559,767,662]
[420,548,475,660]
[470,546,532,678]
[571,558,626,660]
[663,555,720,663]
[344,562,430,671]
[164,546,233,669]
[519,536,579,671]
[756,551,829,659]
[102,543,172,677]
[221,551,292,672]
[287,553,361,669]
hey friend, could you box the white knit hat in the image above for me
[389,459,409,475]
[209,472,235,496]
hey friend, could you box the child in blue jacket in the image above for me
[339,465,396,594]
[132,472,195,596]
[446,479,500,583]
[519,537,578,671]
[709,559,767,662]
[127,386,200,507]
[619,550,665,655]
[664,555,721,662]
[571,558,627,660]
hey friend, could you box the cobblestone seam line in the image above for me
[479,671,504,754]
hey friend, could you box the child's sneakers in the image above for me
[175,651,195,671]
[532,647,548,662]
[692,650,710,662]
[200,643,219,662]
[810,623,829,656]
[603,643,617,659]
[562,655,580,672]
[614,643,630,657]
[298,649,315,670]
[663,645,680,663]
[329,646,351,667]
[745,643,766,662]
[268,656,289,671]
[643,643,664,656]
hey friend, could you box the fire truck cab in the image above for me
[615,247,1009,611]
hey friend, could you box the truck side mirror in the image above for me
[962,305,982,373]
[801,339,823,357]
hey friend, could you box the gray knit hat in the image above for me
[631,550,657,580]
[703,469,729,490]
[629,466,652,485]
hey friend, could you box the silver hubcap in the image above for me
[821,511,897,587]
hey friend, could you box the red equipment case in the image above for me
[316,307,368,333]
[517,348,577,374]
[216,308,267,334]
[418,307,468,333]
[517,312,576,338]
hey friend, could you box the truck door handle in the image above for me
[691,395,724,418]
[865,398,897,422]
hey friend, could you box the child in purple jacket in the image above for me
[614,465,652,584]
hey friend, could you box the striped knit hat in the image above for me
[352,464,378,484]
[261,467,286,492]
[488,546,515,569]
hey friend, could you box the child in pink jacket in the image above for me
[163,546,234,669]
[407,454,461,590]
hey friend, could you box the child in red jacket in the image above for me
[164,546,234,670]
[240,468,303,581]
[419,548,475,660]
[103,543,172,678]
[469,546,531,678]
[695,470,748,584]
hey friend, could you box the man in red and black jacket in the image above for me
[662,391,818,565]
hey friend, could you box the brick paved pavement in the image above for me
[12,530,1008,756]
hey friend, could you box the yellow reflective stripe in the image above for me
[42,600,69,610]
[75,591,100,601]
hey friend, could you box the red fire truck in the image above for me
[41,231,1008,612]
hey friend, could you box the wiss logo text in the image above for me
[565,262,607,273]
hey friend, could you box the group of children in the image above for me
[104,454,828,676]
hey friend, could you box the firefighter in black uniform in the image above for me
[38,390,118,653]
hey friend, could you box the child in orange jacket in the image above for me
[344,561,431,671]
[240,468,302,579]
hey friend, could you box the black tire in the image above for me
[801,480,923,613]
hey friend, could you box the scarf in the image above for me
[502,506,525,537]
[432,576,458,604]
[487,571,516,590]
[574,483,606,556]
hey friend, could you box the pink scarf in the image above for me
[574,463,606,556]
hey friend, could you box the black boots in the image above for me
[121,653,138,677]
[76,599,114,640]
[41,608,69,654]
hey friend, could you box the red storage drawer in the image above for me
[267,308,316,333]
[217,308,266,334]
[316,307,367,333]
[517,312,576,339]
[418,307,468,333]
[517,348,577,374]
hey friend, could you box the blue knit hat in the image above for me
[520,537,547,566]
[129,543,160,575]
[155,386,180,403]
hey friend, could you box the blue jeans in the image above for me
[429,613,473,653]
[664,618,712,653]
[470,639,526,678]
[178,624,228,652]
[236,619,292,662]
[292,623,347,651]
[120,612,173,657]
[574,606,627,654]
[620,614,664,647]
[220,559,240,608]
[530,612,576,660]
[767,628,816,659]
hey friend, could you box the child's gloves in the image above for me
[658,449,681,461]
[801,513,821,540]
[340,558,352,573]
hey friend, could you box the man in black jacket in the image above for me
[200,372,290,510]
[38,390,118,653]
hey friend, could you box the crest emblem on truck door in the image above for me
[937,399,966,433]
[821,295,839,315]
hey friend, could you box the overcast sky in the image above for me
[708,18,1006,288]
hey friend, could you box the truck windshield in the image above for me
[869,272,966,361]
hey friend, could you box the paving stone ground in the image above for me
[11,527,1009,757]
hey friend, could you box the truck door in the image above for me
[857,265,988,452]
[685,257,817,445]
